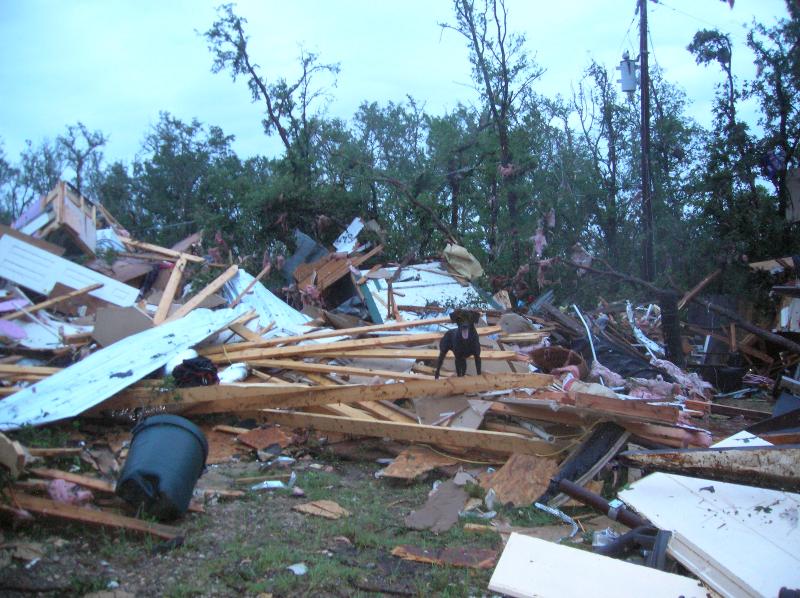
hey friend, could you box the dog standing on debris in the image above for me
[435,309,482,379]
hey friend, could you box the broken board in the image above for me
[618,472,800,598]
[488,533,707,598]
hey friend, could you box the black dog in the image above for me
[435,309,482,379]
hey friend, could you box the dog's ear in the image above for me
[468,310,480,324]
[450,309,462,324]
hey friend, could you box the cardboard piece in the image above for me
[405,479,468,533]
[92,306,154,347]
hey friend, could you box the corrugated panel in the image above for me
[0,306,249,430]
[0,234,138,306]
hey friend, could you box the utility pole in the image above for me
[640,0,655,281]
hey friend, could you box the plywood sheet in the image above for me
[489,533,707,598]
[0,234,138,306]
[482,453,559,507]
[619,472,800,598]
[0,306,248,430]
[380,446,458,479]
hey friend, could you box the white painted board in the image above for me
[619,472,800,598]
[488,533,707,598]
[0,306,248,430]
[0,234,138,306]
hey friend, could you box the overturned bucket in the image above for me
[116,414,208,520]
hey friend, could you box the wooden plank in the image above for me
[102,372,552,414]
[1,283,103,321]
[153,256,187,325]
[0,364,61,376]
[29,467,114,493]
[619,473,800,598]
[9,492,182,541]
[228,322,264,343]
[619,445,800,492]
[164,265,239,323]
[200,316,452,356]
[204,327,500,361]
[247,348,522,361]
[354,401,417,422]
[248,358,435,380]
[120,238,205,263]
[230,263,272,307]
[488,533,707,598]
[175,373,554,416]
[258,410,563,456]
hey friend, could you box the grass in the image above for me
[5,452,570,597]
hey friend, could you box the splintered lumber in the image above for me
[8,492,182,541]
[678,269,721,310]
[248,359,435,380]
[488,533,707,598]
[204,326,501,362]
[120,237,205,263]
[0,364,61,376]
[392,545,498,570]
[522,390,687,426]
[200,316,453,356]
[164,265,239,323]
[619,445,800,491]
[269,348,522,361]
[259,410,565,456]
[2,283,103,321]
[230,263,272,307]
[176,373,555,416]
[623,422,712,448]
[153,256,187,325]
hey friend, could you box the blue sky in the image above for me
[0,0,789,165]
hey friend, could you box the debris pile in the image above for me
[1,181,799,596]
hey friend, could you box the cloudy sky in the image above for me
[0,0,789,165]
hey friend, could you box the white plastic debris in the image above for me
[217,363,249,383]
[287,563,308,576]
